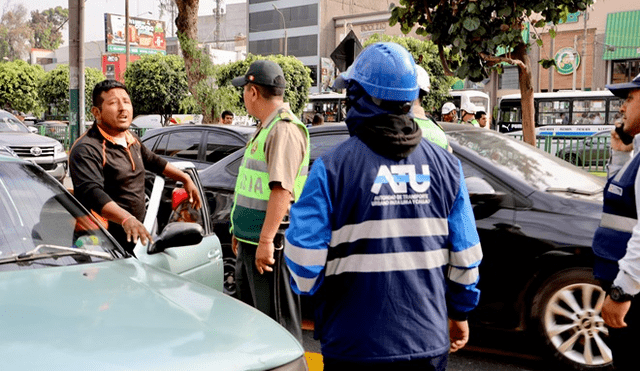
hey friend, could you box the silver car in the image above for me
[0,109,67,182]
[0,157,307,370]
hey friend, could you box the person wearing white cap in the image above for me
[413,65,449,151]
[591,72,640,371]
[441,102,457,122]
[458,102,476,126]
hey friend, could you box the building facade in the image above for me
[246,0,392,93]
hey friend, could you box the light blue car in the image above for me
[0,156,306,370]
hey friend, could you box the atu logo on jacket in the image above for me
[370,165,431,206]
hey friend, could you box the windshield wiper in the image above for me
[0,244,113,265]
[545,187,603,196]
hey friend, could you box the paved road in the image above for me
[302,326,552,371]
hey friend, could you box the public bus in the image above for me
[496,90,622,136]
[302,92,347,125]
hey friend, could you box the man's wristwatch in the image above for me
[609,286,634,303]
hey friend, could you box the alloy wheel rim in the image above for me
[543,282,611,366]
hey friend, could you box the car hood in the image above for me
[0,132,61,146]
[0,259,303,370]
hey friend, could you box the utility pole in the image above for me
[69,0,85,143]
[572,35,578,91]
[272,5,287,56]
[215,0,221,49]
[581,9,588,90]
[126,0,130,65]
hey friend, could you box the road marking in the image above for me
[305,352,323,370]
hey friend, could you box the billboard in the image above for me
[104,13,166,55]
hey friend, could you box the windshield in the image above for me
[447,130,605,195]
[0,111,29,133]
[0,162,127,271]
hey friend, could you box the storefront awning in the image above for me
[603,10,640,60]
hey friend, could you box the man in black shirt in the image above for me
[69,80,201,253]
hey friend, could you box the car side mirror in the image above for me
[148,222,204,255]
[466,176,507,220]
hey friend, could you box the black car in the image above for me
[200,122,609,371]
[140,124,256,170]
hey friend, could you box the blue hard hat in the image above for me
[341,42,418,102]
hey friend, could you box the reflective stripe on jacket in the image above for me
[231,110,310,244]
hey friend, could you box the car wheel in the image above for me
[564,153,582,166]
[531,268,612,371]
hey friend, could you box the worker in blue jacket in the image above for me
[284,42,482,370]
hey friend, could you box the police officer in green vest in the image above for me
[413,65,450,151]
[230,60,310,342]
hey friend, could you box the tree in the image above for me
[0,59,45,115]
[29,6,69,51]
[364,34,457,117]
[123,54,189,125]
[170,0,205,122]
[391,0,593,145]
[215,54,314,118]
[39,64,105,119]
[0,4,33,61]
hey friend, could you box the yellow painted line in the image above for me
[305,352,323,371]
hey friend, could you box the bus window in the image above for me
[537,100,569,126]
[608,99,623,124]
[573,99,606,125]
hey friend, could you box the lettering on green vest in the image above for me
[238,173,265,195]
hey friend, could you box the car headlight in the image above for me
[0,145,18,158]
[269,356,308,371]
[54,142,65,155]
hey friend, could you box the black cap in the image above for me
[232,60,286,88]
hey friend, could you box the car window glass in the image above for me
[205,132,245,164]
[153,134,169,156]
[142,135,160,151]
[166,131,201,161]
[447,130,604,194]
[226,155,243,177]
[0,112,29,133]
[310,132,350,161]
[0,163,124,271]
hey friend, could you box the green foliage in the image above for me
[39,64,105,119]
[29,7,68,50]
[390,0,594,81]
[0,60,45,114]
[124,54,189,125]
[177,32,217,123]
[363,34,457,116]
[215,54,313,117]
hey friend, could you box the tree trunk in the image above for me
[175,0,208,120]
[513,43,535,146]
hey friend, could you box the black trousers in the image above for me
[236,235,303,343]
[607,294,640,371]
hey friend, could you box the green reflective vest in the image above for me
[470,119,480,127]
[231,110,310,245]
[414,117,449,150]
